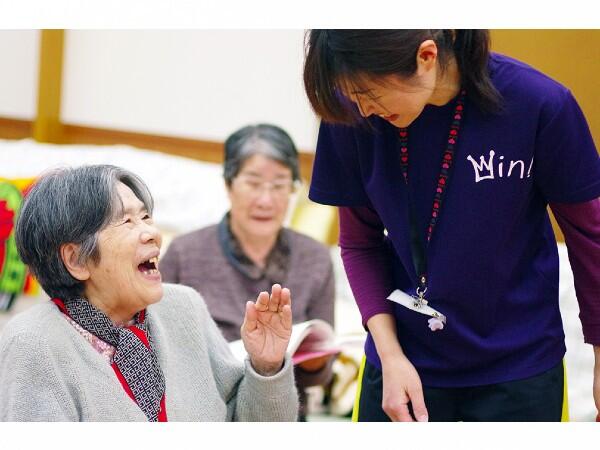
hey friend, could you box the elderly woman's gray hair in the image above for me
[223,124,300,185]
[15,165,153,301]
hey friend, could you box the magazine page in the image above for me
[228,319,342,364]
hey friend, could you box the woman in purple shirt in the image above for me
[303,30,600,421]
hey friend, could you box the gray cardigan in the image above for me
[0,284,298,421]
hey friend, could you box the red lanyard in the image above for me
[398,90,466,292]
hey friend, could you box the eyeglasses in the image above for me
[234,175,294,199]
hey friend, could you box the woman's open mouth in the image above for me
[138,256,160,277]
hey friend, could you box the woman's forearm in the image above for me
[339,206,396,326]
[550,198,600,344]
[366,313,404,361]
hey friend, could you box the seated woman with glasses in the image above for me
[160,124,336,421]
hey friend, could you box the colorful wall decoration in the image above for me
[0,178,37,311]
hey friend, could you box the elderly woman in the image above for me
[0,165,298,422]
[160,124,335,420]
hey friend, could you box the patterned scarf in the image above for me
[53,297,166,421]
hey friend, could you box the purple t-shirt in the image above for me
[309,53,600,387]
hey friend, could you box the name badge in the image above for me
[387,289,447,331]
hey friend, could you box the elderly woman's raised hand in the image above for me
[240,284,292,376]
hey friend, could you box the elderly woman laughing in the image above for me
[0,165,298,421]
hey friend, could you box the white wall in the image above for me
[61,30,320,151]
[0,30,39,120]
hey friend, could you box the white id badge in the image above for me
[387,289,447,330]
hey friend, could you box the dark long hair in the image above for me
[303,29,502,124]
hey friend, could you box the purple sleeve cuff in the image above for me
[550,198,600,345]
[339,207,396,328]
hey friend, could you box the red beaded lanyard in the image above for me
[398,90,466,295]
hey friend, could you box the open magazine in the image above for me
[229,319,342,365]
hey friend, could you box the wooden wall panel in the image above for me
[33,30,64,143]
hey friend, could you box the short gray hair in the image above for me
[223,124,300,185]
[15,165,154,301]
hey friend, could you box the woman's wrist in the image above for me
[377,342,405,360]
[250,357,284,377]
[379,347,409,367]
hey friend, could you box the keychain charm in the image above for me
[428,317,445,331]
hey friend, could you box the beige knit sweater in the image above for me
[0,284,298,421]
